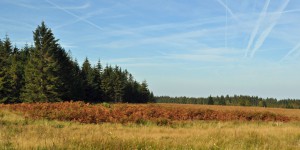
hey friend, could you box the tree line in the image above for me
[156,95,300,109]
[0,22,154,104]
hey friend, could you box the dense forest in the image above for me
[0,22,154,104]
[156,95,300,109]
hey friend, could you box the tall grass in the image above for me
[1,110,299,150]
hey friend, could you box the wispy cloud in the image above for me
[2,0,39,9]
[281,42,300,62]
[104,57,161,64]
[164,53,237,62]
[216,0,239,22]
[54,10,126,30]
[272,9,300,14]
[60,42,77,49]
[45,0,104,31]
[58,2,90,10]
[244,0,270,58]
[0,17,34,29]
[249,0,290,58]
[92,16,234,49]
[159,46,241,63]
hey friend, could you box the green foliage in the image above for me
[258,100,267,107]
[156,95,300,109]
[208,95,214,105]
[0,36,13,103]
[101,102,111,108]
[0,22,153,104]
[21,22,62,102]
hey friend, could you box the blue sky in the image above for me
[1,0,300,99]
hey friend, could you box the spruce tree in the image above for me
[138,80,150,103]
[21,22,61,102]
[81,58,98,102]
[8,46,23,103]
[101,65,114,102]
[113,66,126,102]
[208,95,214,105]
[54,48,78,100]
[69,59,84,100]
[91,60,103,102]
[0,36,13,103]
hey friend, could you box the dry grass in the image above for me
[1,102,297,125]
[1,109,300,150]
[158,103,300,119]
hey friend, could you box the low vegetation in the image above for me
[1,108,300,150]
[1,102,299,125]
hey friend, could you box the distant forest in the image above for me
[156,95,300,109]
[0,22,154,104]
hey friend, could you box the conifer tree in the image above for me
[69,59,84,100]
[0,36,13,103]
[81,58,98,102]
[138,80,150,103]
[113,66,126,102]
[54,48,78,100]
[219,95,226,105]
[9,46,23,103]
[0,22,154,104]
[91,60,103,101]
[21,22,61,102]
[208,95,214,105]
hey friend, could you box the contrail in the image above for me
[271,9,300,14]
[281,42,300,62]
[54,15,90,30]
[45,0,103,31]
[244,0,270,58]
[249,0,290,58]
[225,0,227,49]
[216,0,239,22]
[60,2,90,10]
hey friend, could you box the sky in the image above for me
[1,0,300,99]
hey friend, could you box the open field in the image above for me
[160,103,300,119]
[1,102,300,149]
[1,102,299,125]
[1,109,300,149]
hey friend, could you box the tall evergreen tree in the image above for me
[54,48,79,100]
[0,36,13,103]
[208,95,214,105]
[113,66,126,102]
[21,22,61,102]
[69,59,84,100]
[219,95,226,105]
[81,58,101,102]
[101,65,114,102]
[8,46,23,103]
[91,60,103,101]
[137,80,150,103]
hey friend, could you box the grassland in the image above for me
[1,103,300,149]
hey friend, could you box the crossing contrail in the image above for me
[45,0,104,31]
[250,0,290,58]
[244,0,270,58]
[216,0,239,22]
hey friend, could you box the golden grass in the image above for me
[1,109,300,150]
[157,103,300,119]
